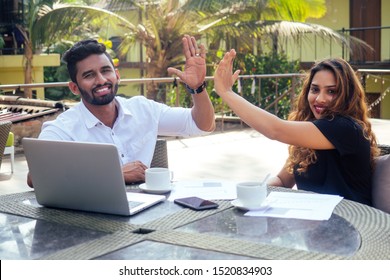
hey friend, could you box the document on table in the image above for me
[245,191,343,220]
[168,180,237,201]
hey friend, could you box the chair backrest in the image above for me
[372,144,390,214]
[378,144,390,156]
[150,138,168,168]
[0,121,12,166]
[6,132,14,147]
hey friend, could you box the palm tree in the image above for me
[11,0,103,98]
[10,0,88,98]
[14,0,55,98]
[32,0,372,100]
[14,23,33,98]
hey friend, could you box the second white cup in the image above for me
[145,167,173,190]
[236,181,267,208]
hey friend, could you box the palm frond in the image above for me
[266,0,326,21]
[262,21,374,56]
[200,19,373,58]
[33,3,136,47]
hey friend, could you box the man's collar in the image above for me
[79,97,132,128]
[117,97,133,117]
[79,101,101,128]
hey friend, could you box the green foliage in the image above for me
[231,51,300,119]
[33,0,337,101]
[166,51,300,119]
[44,65,78,101]
[15,0,368,102]
[43,41,79,101]
[0,34,5,49]
[166,80,191,108]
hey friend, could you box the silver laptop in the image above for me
[22,138,166,216]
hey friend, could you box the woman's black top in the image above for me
[294,115,372,205]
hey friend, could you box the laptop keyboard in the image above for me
[128,201,143,208]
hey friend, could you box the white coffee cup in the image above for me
[145,167,173,190]
[236,181,267,208]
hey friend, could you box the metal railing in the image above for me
[1,70,388,123]
[0,73,303,114]
[0,73,303,131]
[339,26,390,62]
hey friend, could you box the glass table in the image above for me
[0,186,388,260]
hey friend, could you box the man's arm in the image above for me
[190,88,215,132]
[167,35,215,132]
[122,161,148,184]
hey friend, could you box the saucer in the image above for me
[139,183,172,194]
[231,199,265,211]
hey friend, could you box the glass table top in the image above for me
[177,208,361,256]
[0,213,107,260]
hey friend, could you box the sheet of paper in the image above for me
[245,191,343,220]
[168,180,237,201]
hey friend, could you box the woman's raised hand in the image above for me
[213,49,240,97]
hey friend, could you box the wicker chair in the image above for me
[4,132,14,173]
[0,121,12,171]
[378,144,390,156]
[372,144,390,214]
[150,138,168,168]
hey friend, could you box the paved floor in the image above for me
[1,118,389,196]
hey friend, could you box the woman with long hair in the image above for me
[214,49,379,205]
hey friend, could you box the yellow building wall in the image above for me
[380,1,390,119]
[0,54,60,99]
[365,74,390,120]
[116,67,143,97]
[286,0,389,120]
[382,83,390,120]
[104,9,145,97]
[116,10,144,64]
[285,0,349,62]
[291,0,389,63]
[382,0,390,61]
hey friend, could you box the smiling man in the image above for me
[27,36,215,187]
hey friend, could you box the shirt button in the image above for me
[121,154,124,158]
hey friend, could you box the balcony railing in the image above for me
[339,26,390,65]
[0,73,303,114]
[0,70,388,125]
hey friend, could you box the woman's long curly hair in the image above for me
[286,58,379,174]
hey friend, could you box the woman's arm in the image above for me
[27,172,33,188]
[214,49,334,150]
[267,163,296,189]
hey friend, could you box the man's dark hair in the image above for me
[62,39,114,83]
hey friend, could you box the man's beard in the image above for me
[78,83,118,105]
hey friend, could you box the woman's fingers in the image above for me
[232,70,241,83]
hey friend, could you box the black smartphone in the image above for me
[174,196,219,211]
